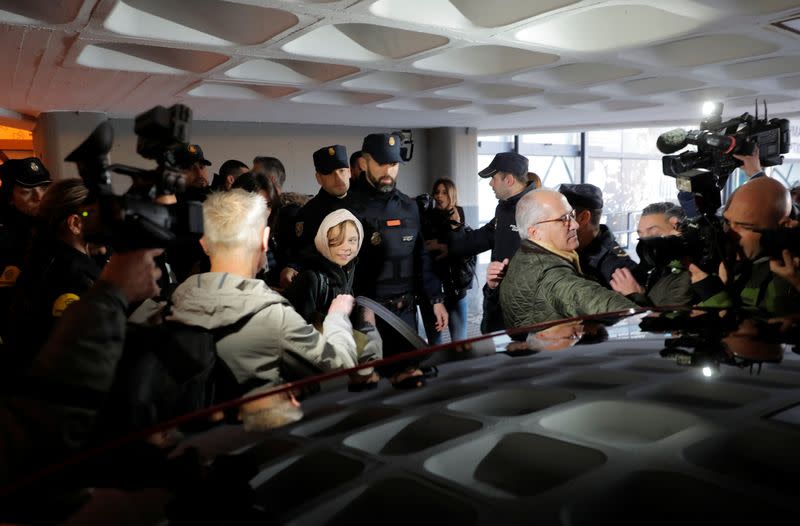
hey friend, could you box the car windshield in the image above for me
[2,307,800,523]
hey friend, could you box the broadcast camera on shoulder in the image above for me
[638,101,793,272]
[65,104,203,252]
[656,100,789,213]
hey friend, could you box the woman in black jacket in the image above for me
[420,178,476,344]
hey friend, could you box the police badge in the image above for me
[295,222,304,237]
[371,232,382,246]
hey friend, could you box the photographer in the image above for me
[689,177,800,314]
[611,202,695,307]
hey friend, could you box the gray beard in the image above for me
[367,172,396,193]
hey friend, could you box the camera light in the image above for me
[702,366,714,378]
[702,101,723,118]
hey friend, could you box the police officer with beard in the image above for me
[350,133,447,388]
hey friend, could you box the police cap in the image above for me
[173,144,212,169]
[0,157,51,188]
[478,152,528,178]
[362,133,402,165]
[559,183,604,210]
[313,145,349,175]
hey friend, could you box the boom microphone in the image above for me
[656,128,688,154]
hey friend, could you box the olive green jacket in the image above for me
[694,257,800,315]
[500,240,637,329]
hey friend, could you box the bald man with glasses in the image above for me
[500,189,638,330]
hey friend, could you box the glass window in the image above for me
[521,132,579,145]
[525,155,579,188]
[587,129,622,156]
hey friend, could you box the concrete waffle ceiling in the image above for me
[1,0,800,132]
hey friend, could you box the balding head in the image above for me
[724,177,792,259]
[517,188,579,251]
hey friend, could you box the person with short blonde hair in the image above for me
[166,189,359,398]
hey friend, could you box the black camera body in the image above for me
[636,214,728,273]
[65,104,203,251]
[392,129,414,162]
[642,102,794,273]
[658,102,790,215]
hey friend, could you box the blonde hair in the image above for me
[327,219,360,247]
[202,189,269,254]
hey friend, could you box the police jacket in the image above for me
[284,251,355,326]
[349,176,443,302]
[290,188,352,265]
[6,240,103,373]
[0,207,36,288]
[579,224,641,288]
[447,182,535,262]
[266,192,310,286]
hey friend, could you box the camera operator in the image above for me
[174,143,212,199]
[689,177,800,313]
[611,202,695,307]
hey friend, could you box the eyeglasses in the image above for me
[534,209,576,227]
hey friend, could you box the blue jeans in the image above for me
[420,294,469,345]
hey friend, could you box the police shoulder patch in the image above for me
[612,245,628,257]
[52,293,80,318]
[0,265,21,287]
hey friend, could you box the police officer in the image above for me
[559,183,640,288]
[174,143,213,199]
[440,152,535,333]
[290,145,352,262]
[5,179,103,372]
[0,158,51,284]
[350,133,447,387]
[0,158,51,342]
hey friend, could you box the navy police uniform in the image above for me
[559,183,640,288]
[292,145,353,259]
[0,158,51,343]
[349,134,444,332]
[447,152,534,333]
[6,241,102,374]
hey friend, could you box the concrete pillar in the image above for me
[33,111,108,181]
[426,126,479,224]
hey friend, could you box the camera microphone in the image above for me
[656,128,688,154]
[657,128,737,154]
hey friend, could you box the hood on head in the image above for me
[315,209,364,264]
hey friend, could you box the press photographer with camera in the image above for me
[689,176,800,312]
[610,202,695,307]
[641,101,799,313]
